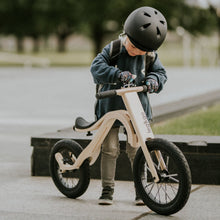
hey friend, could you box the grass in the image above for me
[152,104,220,136]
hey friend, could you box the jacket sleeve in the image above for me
[90,44,121,84]
[146,52,167,93]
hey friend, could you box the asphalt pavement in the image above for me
[0,67,220,220]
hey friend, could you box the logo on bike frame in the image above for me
[141,112,152,134]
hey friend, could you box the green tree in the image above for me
[209,3,220,63]
[0,0,52,52]
[29,0,52,52]
[46,0,81,52]
[0,0,34,52]
[78,0,147,56]
[0,0,81,52]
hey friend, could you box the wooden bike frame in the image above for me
[55,86,167,183]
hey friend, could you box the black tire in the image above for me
[49,139,90,198]
[133,138,191,215]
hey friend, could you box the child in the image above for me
[90,6,167,205]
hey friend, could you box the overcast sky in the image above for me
[193,0,220,8]
[185,0,219,8]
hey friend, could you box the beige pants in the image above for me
[101,127,138,188]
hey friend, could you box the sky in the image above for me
[193,0,220,8]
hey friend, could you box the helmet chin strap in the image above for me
[123,36,129,47]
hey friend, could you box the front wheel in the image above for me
[49,139,90,198]
[133,138,191,215]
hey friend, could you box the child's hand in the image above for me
[118,71,136,84]
[146,79,158,93]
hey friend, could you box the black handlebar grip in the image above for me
[142,85,148,93]
[96,90,117,99]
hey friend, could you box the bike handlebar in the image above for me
[96,85,148,99]
[142,85,148,93]
[96,89,117,99]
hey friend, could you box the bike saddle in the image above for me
[74,117,97,130]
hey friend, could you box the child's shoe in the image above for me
[98,186,114,205]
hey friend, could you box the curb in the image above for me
[152,89,220,123]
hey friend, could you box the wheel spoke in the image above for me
[145,181,154,188]
[166,156,169,167]
[164,184,171,203]
[161,183,174,202]
[169,176,179,183]
[165,183,168,203]
[157,184,162,203]
[169,184,178,196]
[148,181,155,194]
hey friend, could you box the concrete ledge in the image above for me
[30,128,220,185]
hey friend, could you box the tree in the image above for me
[46,0,81,52]
[0,0,81,52]
[78,0,113,56]
[208,3,220,63]
[28,0,52,52]
[78,0,148,56]
[0,0,34,52]
[0,0,53,52]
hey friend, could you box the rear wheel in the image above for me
[49,139,90,198]
[133,138,191,215]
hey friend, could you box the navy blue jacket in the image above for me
[90,41,167,125]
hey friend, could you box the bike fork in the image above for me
[122,92,167,183]
[139,138,160,183]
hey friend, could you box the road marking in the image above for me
[191,185,205,193]
[131,185,206,220]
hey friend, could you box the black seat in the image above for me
[74,117,96,130]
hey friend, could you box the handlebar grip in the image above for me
[142,85,148,93]
[96,90,117,99]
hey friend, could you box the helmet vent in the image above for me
[160,20,165,25]
[144,12,151,17]
[141,23,151,31]
[156,27,161,39]
[154,10,158,15]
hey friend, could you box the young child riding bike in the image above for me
[90,6,167,205]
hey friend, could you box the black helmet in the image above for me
[124,7,167,51]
